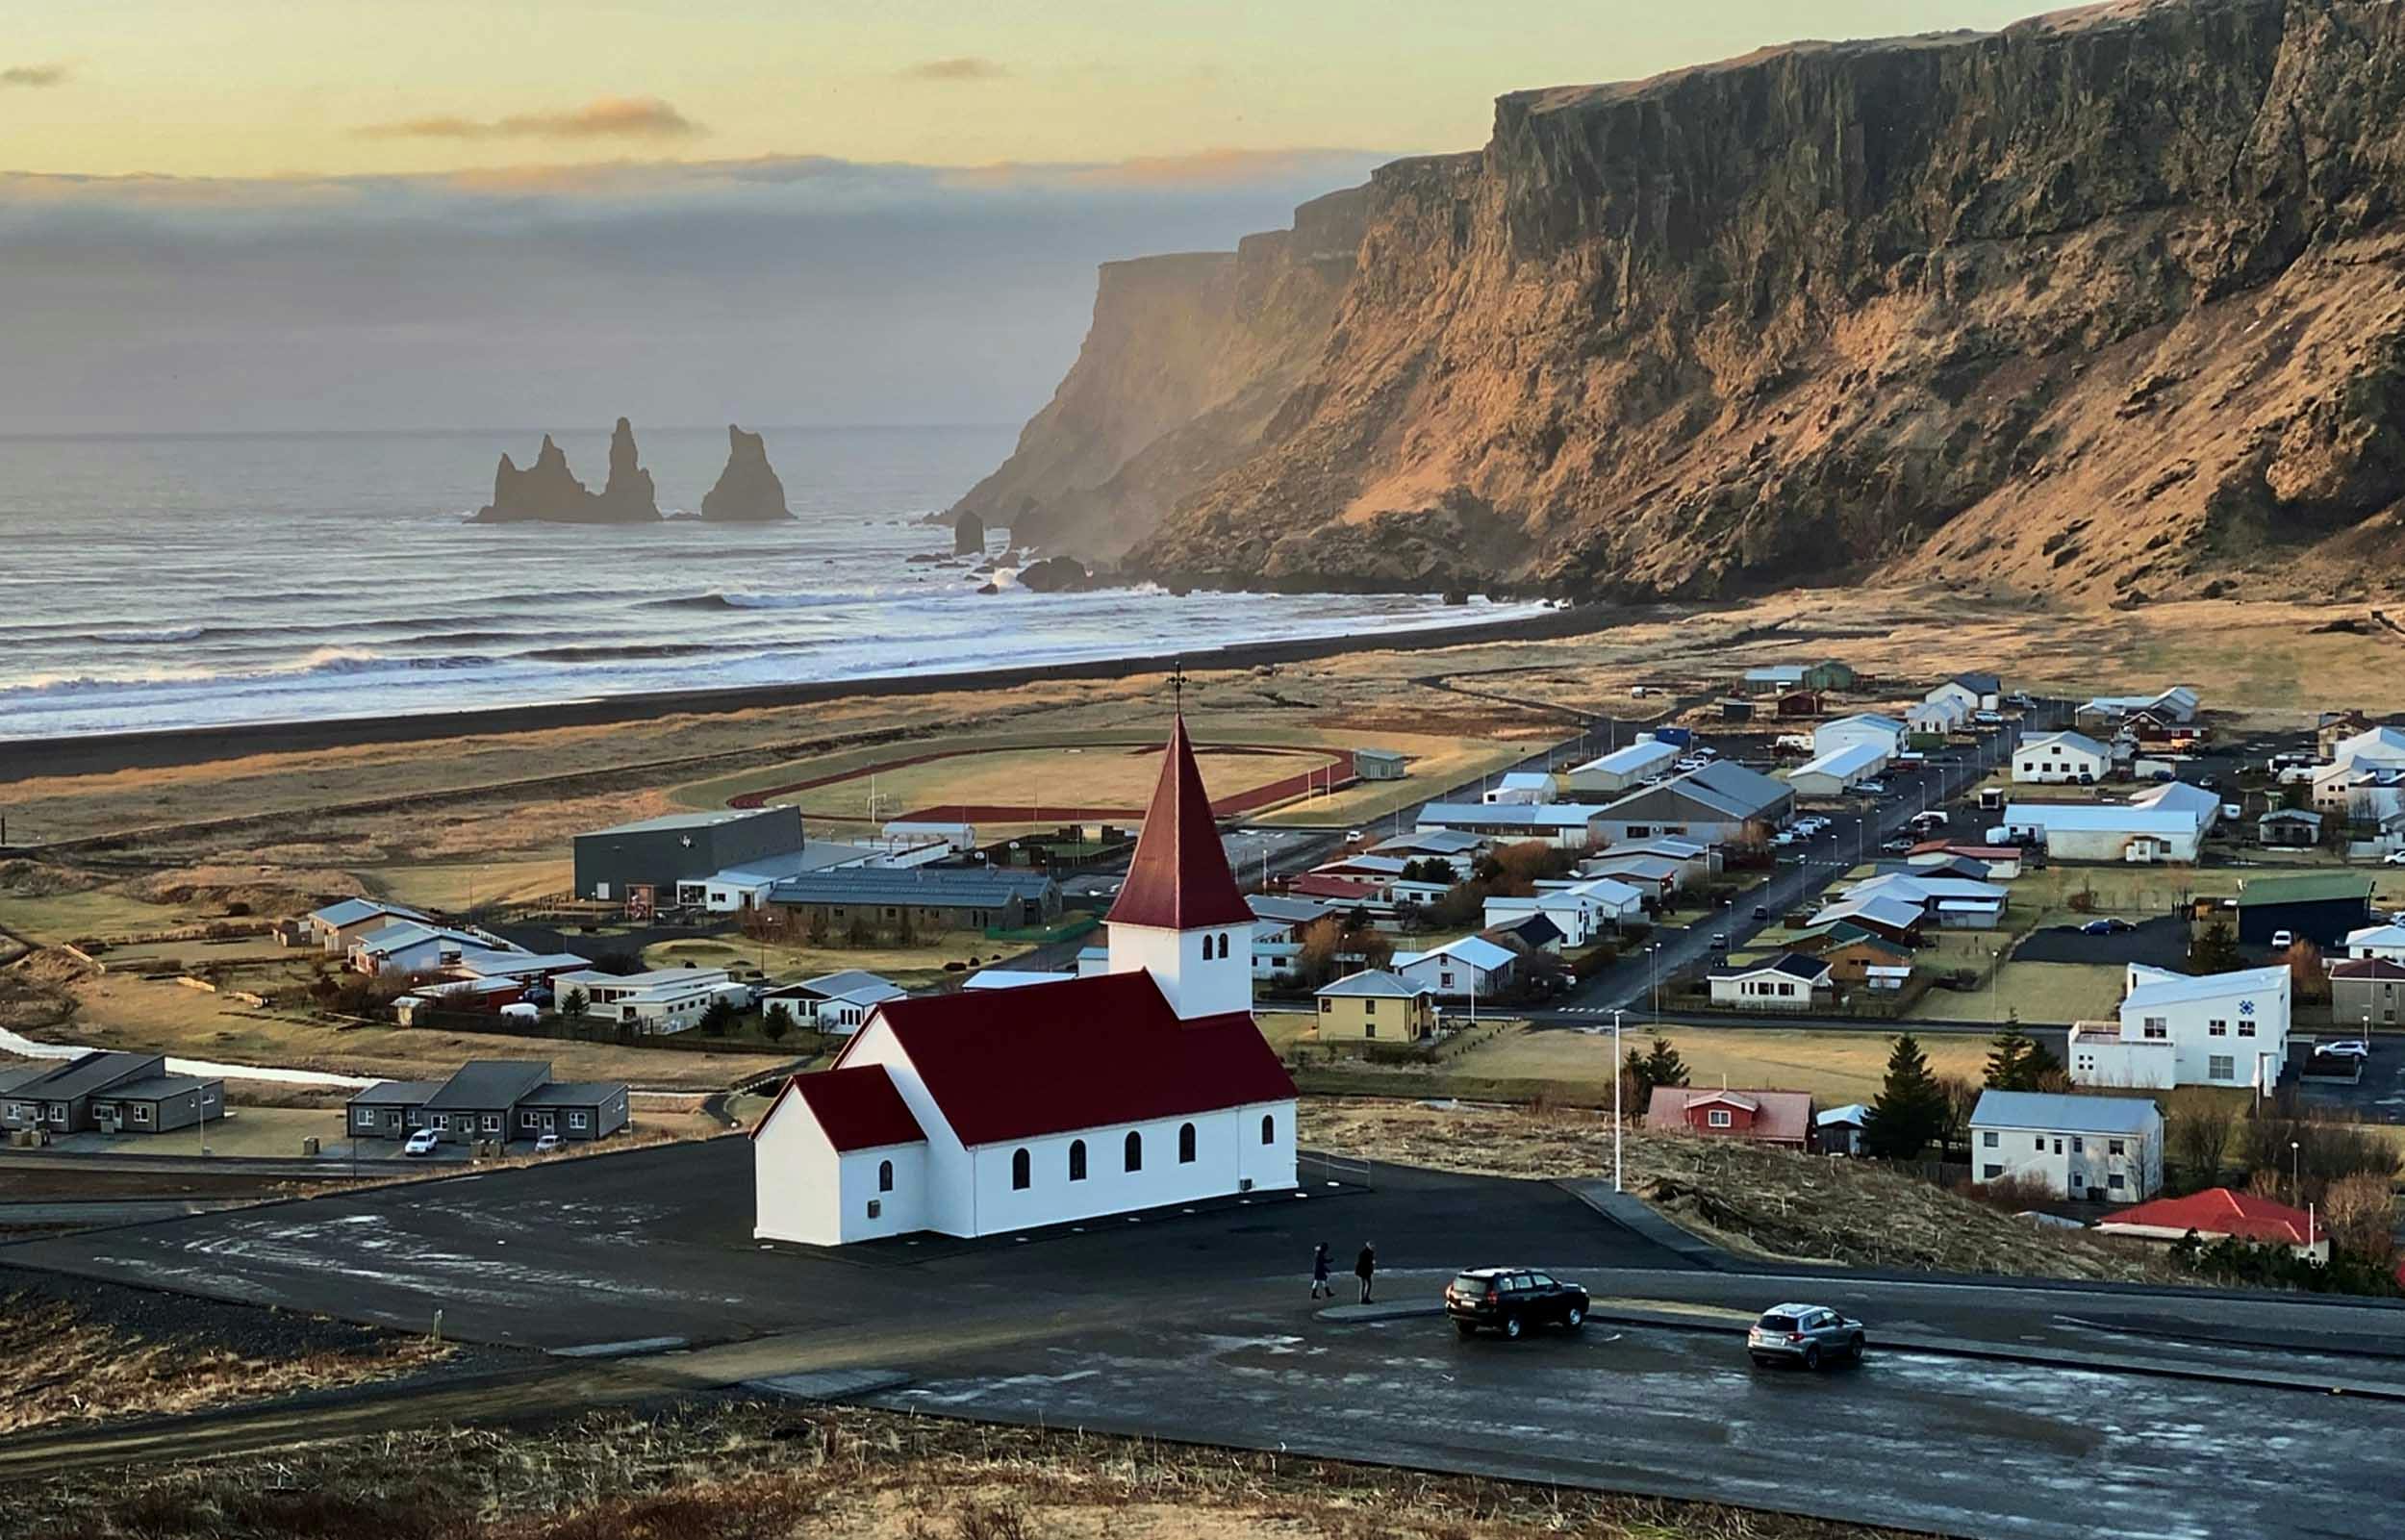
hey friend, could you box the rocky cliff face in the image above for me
[475,417,662,524]
[699,424,791,521]
[947,186,1371,559]
[978,0,2405,602]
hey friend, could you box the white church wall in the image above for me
[752,1098,842,1246]
[1108,921,1253,1019]
[837,1144,927,1243]
[965,1106,1270,1235]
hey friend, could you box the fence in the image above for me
[405,1005,835,1058]
[1304,1149,1375,1190]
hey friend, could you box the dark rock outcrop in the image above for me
[699,424,791,521]
[473,418,662,524]
[954,510,986,555]
[1012,555,1093,593]
[969,0,2405,603]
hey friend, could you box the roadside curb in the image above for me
[744,1369,914,1402]
[1555,1180,1732,1270]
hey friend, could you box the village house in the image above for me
[2067,963,2291,1090]
[1907,842,2026,880]
[1706,953,1834,1009]
[1842,871,2008,929]
[2076,686,2199,728]
[1926,672,2003,714]
[1906,698,1966,738]
[2316,711,2376,760]
[1969,1090,2163,1203]
[2257,807,2323,847]
[343,1060,628,1147]
[1352,747,1407,781]
[0,1051,223,1138]
[551,965,750,1034]
[346,921,526,976]
[1482,770,1557,805]
[1575,852,1684,901]
[1314,970,1437,1043]
[759,971,907,1034]
[2094,1188,2327,1261]
[1773,689,1824,720]
[749,717,1296,1247]
[1247,894,1333,982]
[1389,935,1517,1000]
[2012,730,2112,784]
[2331,958,2405,1027]
[1804,893,1926,946]
[1644,1086,1815,1149]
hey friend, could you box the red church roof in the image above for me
[2105,1188,2316,1247]
[1105,716,1255,931]
[753,1064,924,1151]
[831,969,1293,1148]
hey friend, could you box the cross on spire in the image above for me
[1169,659,1187,717]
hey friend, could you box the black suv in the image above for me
[1444,1268,1589,1340]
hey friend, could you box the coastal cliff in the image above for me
[475,418,661,524]
[947,187,1371,559]
[976,0,2405,602]
[699,424,792,521]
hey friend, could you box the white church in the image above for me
[750,716,1299,1245]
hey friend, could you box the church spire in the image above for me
[1104,712,1253,931]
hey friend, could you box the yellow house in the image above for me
[1314,970,1437,1043]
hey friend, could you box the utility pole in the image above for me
[1612,1007,1625,1192]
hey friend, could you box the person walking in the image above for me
[1309,1242,1332,1300]
[1354,1242,1377,1304]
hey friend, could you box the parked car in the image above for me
[2384,849,2405,867]
[1710,933,1731,950]
[1857,780,1887,795]
[1747,1303,1865,1370]
[2079,918,2133,935]
[2316,1039,2372,1060]
[1882,836,1915,853]
[1973,710,2004,724]
[1752,905,1770,921]
[1445,1268,1590,1340]
[533,1132,564,1153]
[402,1128,440,1157]
[2271,929,2295,950]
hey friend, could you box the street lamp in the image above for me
[1612,1007,1625,1193]
[2291,1138,2301,1205]
[1648,943,1661,1022]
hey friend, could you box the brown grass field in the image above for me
[1457,1022,1993,1105]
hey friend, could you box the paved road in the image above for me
[5,1137,2403,1537]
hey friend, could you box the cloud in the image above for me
[948,146,1380,191]
[358,95,704,141]
[899,56,1008,83]
[1,63,69,88]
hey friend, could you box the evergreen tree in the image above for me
[762,1001,794,1044]
[1862,1034,1948,1159]
[558,987,589,1022]
[1623,1036,1690,1102]
[2189,919,2243,973]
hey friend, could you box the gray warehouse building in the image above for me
[571,805,805,905]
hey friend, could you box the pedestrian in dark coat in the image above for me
[1310,1242,1332,1299]
[1354,1242,1377,1304]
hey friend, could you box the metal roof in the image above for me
[1105,716,1255,931]
[2234,871,2375,906]
[1969,1089,2162,1136]
[1571,740,1678,775]
[1417,802,1603,828]
[520,1080,626,1107]
[10,1051,161,1102]
[1789,742,1887,780]
[1316,969,1430,999]
[2121,964,2289,1010]
[767,867,1056,906]
[422,1060,554,1110]
[346,1079,444,1106]
[2016,729,2111,759]
[2003,803,2199,836]
[309,897,428,928]
[582,808,788,836]
[1249,894,1334,924]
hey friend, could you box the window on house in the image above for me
[1011,1149,1031,1190]
[1068,1140,1087,1181]
[867,1199,882,1219]
[1320,998,1331,1013]
[2208,1019,2228,1037]
[1365,1020,1377,1038]
[2071,1137,2083,1152]
[2033,1135,2042,1149]
[1708,1109,1733,1128]
[2239,1021,2256,1037]
[2109,1139,2125,1156]
[432,1114,449,1131]
[1178,1123,1197,1164]
[2108,1174,2124,1191]
[1260,1113,1275,1146]
[133,1104,151,1123]
[1124,1130,1143,1173]
[1983,1164,2003,1179]
[1364,998,1377,1014]
[521,1112,539,1129]
[1982,1131,1998,1148]
[483,1114,501,1132]
[569,1112,588,1130]
[878,1159,895,1193]
[2142,1018,2168,1040]
[2208,1054,2235,1081]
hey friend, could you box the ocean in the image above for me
[0,425,1539,744]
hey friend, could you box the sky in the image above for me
[0,1,2046,433]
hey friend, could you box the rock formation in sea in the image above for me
[473,419,662,524]
[957,0,2405,604]
[953,510,986,555]
[699,424,792,521]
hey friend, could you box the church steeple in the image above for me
[1104,710,1256,1021]
[1105,713,1253,931]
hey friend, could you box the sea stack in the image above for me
[953,510,986,556]
[699,424,792,521]
[472,420,662,523]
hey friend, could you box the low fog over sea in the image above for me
[0,424,1538,742]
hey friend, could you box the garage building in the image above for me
[572,806,806,905]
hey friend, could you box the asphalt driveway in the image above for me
[2012,914,2192,969]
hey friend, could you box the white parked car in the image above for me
[2271,929,2294,950]
[2383,849,2405,867]
[2316,1040,2371,1060]
[533,1132,564,1153]
[402,1128,440,1157]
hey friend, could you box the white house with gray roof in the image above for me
[1969,1089,2163,1202]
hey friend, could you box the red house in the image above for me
[1644,1086,1816,1149]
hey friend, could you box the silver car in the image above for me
[1747,1302,1864,1370]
